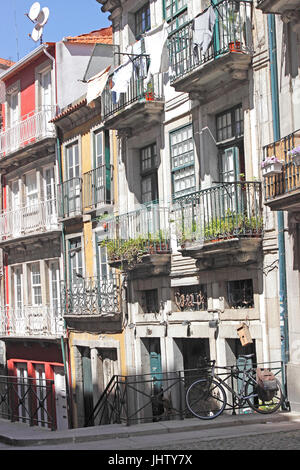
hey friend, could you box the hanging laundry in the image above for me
[144,21,169,82]
[132,40,148,80]
[192,6,216,61]
[86,65,111,105]
[111,59,133,103]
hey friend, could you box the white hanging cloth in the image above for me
[144,21,169,81]
[193,6,216,58]
[86,65,111,105]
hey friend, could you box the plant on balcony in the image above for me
[145,82,154,101]
[288,145,300,166]
[102,233,170,270]
[261,156,283,177]
[222,9,243,52]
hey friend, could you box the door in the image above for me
[49,261,61,334]
[29,262,44,334]
[149,339,163,418]
[16,363,29,423]
[25,172,39,232]
[220,146,242,216]
[13,266,24,335]
[66,142,81,215]
[35,364,47,427]
[40,68,52,133]
[53,366,69,430]
[9,91,19,151]
[11,180,21,236]
[44,167,56,227]
[68,238,83,314]
[81,349,94,425]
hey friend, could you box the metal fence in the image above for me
[0,106,56,157]
[0,375,56,430]
[61,275,122,317]
[85,360,286,427]
[173,181,263,244]
[83,164,114,209]
[168,0,253,83]
[0,198,59,241]
[101,54,164,120]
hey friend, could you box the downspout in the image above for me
[267,14,289,403]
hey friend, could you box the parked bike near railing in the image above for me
[186,354,284,420]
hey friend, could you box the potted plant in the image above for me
[288,145,300,166]
[223,8,243,53]
[261,156,283,177]
[145,82,154,101]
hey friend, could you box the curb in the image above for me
[0,412,297,447]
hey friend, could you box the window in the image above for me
[164,0,188,33]
[30,263,42,306]
[135,3,151,39]
[49,261,60,311]
[170,124,195,198]
[141,143,158,204]
[65,141,81,213]
[25,172,38,206]
[69,237,83,284]
[142,289,159,313]
[13,266,23,310]
[216,105,244,143]
[66,141,80,180]
[94,130,103,168]
[227,279,254,309]
[174,285,207,311]
[97,243,113,279]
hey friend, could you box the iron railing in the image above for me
[85,360,286,427]
[0,374,56,429]
[173,181,263,245]
[83,164,114,210]
[0,106,56,158]
[61,275,122,317]
[0,305,65,337]
[263,129,300,201]
[102,203,171,265]
[57,177,82,219]
[0,198,59,241]
[168,0,253,83]
[101,54,164,120]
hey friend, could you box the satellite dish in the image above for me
[31,24,43,42]
[38,7,50,26]
[28,2,41,22]
[26,3,49,44]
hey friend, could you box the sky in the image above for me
[0,0,111,63]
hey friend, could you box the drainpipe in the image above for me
[267,14,289,401]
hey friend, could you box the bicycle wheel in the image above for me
[245,377,283,414]
[186,378,227,420]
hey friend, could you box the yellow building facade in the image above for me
[53,97,126,428]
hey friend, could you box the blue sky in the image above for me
[0,0,111,63]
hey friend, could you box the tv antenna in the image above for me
[26,2,50,44]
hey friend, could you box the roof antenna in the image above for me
[25,2,50,44]
[13,0,20,61]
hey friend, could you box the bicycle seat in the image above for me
[238,354,255,359]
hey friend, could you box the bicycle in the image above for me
[185,354,284,420]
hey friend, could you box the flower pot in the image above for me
[145,92,154,101]
[229,41,241,52]
[262,161,283,177]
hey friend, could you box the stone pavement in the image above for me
[0,411,300,448]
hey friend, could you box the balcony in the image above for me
[256,0,300,16]
[57,177,82,221]
[61,275,122,331]
[168,0,253,98]
[101,55,164,132]
[173,181,263,270]
[0,199,60,244]
[0,305,65,338]
[83,164,114,214]
[0,106,56,164]
[102,203,171,278]
[263,129,300,212]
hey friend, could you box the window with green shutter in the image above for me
[170,124,196,199]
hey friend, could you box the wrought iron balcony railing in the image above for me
[61,275,122,317]
[101,203,171,266]
[0,106,56,158]
[83,164,114,210]
[173,181,263,245]
[57,177,82,219]
[168,0,253,83]
[263,129,300,205]
[0,198,59,241]
[101,54,164,121]
[0,305,65,338]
